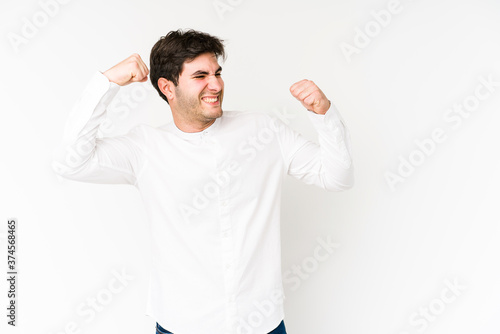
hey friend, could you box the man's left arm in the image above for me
[278,79,354,191]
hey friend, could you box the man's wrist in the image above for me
[309,100,331,115]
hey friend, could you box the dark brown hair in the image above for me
[150,29,226,104]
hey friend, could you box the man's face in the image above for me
[172,52,224,123]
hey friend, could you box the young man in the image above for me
[52,29,354,334]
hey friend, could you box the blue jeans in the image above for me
[156,320,287,334]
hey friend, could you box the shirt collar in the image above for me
[168,115,222,140]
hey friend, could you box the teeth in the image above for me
[203,97,218,103]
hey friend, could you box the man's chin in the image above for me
[203,107,223,119]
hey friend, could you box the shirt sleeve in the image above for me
[51,71,145,186]
[273,103,354,191]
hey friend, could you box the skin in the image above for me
[102,52,331,133]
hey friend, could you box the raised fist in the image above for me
[290,79,331,115]
[103,53,149,86]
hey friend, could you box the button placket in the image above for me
[212,138,239,324]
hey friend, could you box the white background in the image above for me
[1,0,500,333]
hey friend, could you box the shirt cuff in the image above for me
[306,103,352,168]
[306,103,346,134]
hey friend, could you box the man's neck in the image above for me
[171,115,216,133]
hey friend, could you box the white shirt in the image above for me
[52,72,354,334]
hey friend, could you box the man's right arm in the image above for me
[51,54,150,185]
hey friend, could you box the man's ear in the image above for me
[158,78,175,102]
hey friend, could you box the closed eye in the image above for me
[191,66,222,79]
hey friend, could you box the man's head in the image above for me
[150,30,226,129]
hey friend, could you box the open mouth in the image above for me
[201,95,220,105]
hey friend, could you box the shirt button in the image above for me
[226,264,231,269]
[229,294,236,302]
[222,231,229,238]
[221,201,228,206]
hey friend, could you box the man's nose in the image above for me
[207,75,222,91]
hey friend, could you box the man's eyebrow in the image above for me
[190,67,223,77]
